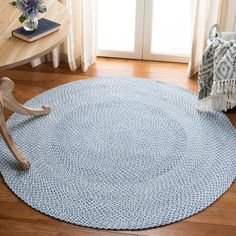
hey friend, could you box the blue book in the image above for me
[12,18,61,43]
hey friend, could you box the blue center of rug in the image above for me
[52,101,186,184]
[0,77,235,229]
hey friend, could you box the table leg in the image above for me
[0,111,31,169]
[0,77,51,169]
[0,77,50,115]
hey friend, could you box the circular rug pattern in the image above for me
[0,77,235,229]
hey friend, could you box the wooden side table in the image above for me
[0,0,70,169]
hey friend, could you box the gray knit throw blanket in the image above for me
[197,38,236,111]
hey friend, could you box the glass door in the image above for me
[143,0,194,62]
[96,0,194,62]
[97,0,144,59]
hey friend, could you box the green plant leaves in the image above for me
[19,15,26,23]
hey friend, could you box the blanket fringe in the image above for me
[197,79,236,111]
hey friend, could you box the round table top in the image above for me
[0,0,70,70]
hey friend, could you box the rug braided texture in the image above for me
[0,77,235,229]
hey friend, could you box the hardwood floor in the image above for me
[0,58,235,236]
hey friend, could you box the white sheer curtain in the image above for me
[187,0,226,78]
[31,0,96,72]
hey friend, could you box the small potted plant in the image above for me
[10,0,47,31]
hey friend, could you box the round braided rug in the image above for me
[0,77,236,229]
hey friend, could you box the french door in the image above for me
[97,0,194,63]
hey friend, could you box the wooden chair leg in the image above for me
[0,100,30,170]
[0,77,50,116]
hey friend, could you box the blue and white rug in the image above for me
[0,77,235,229]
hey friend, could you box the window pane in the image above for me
[97,0,136,52]
[151,0,194,55]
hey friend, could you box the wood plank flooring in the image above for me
[0,58,235,236]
